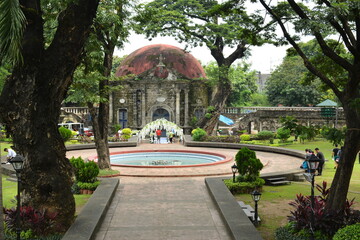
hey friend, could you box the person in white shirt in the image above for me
[4,147,16,164]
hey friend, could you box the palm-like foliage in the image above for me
[0,0,26,65]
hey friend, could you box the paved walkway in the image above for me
[67,143,303,240]
[93,177,232,240]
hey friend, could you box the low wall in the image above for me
[62,178,119,240]
[183,135,304,158]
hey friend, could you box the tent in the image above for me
[316,99,338,107]
[219,115,234,125]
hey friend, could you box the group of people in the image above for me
[301,148,325,175]
[300,145,345,175]
[1,147,17,164]
[150,129,176,144]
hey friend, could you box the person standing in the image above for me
[315,148,325,175]
[332,144,340,169]
[169,131,174,143]
[156,129,162,143]
[3,147,16,164]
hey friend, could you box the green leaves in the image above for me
[0,0,26,65]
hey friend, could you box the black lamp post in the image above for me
[231,164,238,183]
[10,155,24,240]
[303,157,319,240]
[251,190,262,226]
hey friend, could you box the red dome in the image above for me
[115,44,206,79]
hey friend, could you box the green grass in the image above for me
[0,142,13,157]
[2,176,91,214]
[233,138,360,240]
[2,176,17,208]
[98,169,120,176]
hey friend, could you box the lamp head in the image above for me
[10,155,25,173]
[231,164,238,174]
[251,190,262,202]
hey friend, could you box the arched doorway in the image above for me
[152,108,170,121]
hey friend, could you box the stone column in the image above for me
[176,89,181,125]
[184,89,189,126]
[141,89,146,127]
[109,92,113,125]
[259,121,262,132]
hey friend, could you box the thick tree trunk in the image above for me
[326,88,360,212]
[1,71,76,228]
[0,0,99,229]
[199,65,231,134]
[0,166,3,239]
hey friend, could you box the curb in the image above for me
[62,178,119,240]
[205,177,263,240]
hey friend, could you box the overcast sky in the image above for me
[115,32,290,74]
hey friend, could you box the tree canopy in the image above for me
[133,0,276,133]
[204,61,258,106]
[259,0,360,218]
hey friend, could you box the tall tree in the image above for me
[134,0,275,134]
[265,54,323,106]
[204,61,258,106]
[0,0,99,228]
[259,0,360,213]
[67,0,131,169]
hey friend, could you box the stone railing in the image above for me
[222,106,343,115]
[61,107,91,115]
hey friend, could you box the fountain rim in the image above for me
[90,150,232,168]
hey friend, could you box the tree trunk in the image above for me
[0,164,3,240]
[326,89,360,212]
[86,48,115,170]
[88,102,111,169]
[0,0,99,229]
[199,65,232,134]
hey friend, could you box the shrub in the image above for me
[240,134,250,141]
[333,223,360,240]
[77,161,99,183]
[58,126,72,142]
[277,127,291,142]
[69,157,85,180]
[77,181,100,191]
[192,128,207,141]
[203,135,241,143]
[121,128,132,139]
[4,206,66,237]
[235,147,263,181]
[256,131,275,140]
[288,181,360,238]
[224,177,265,194]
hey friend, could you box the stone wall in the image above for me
[221,107,345,132]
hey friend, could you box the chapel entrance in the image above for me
[152,108,170,121]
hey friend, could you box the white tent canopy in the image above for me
[139,118,184,140]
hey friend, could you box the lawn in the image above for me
[234,138,360,240]
[1,176,91,214]
[0,142,12,157]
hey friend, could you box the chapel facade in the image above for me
[109,44,210,132]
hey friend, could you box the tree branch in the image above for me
[259,0,342,98]
[46,0,99,73]
[287,0,353,72]
[320,0,357,56]
[225,42,247,65]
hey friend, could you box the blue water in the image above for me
[110,152,224,166]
